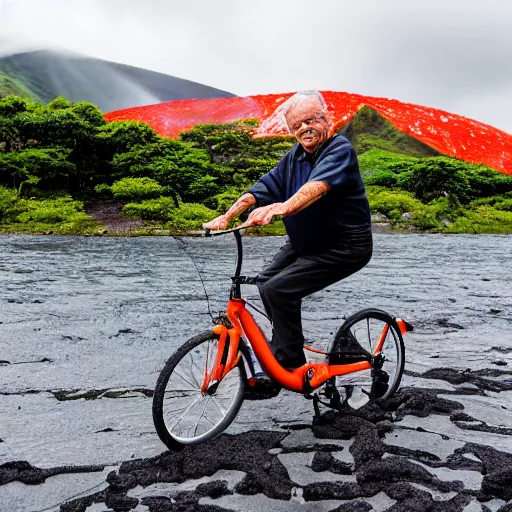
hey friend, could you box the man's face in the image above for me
[285,98,331,153]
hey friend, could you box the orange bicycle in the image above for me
[152,227,412,450]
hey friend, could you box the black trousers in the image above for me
[255,237,373,368]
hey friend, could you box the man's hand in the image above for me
[244,203,285,227]
[203,193,256,231]
[202,214,229,231]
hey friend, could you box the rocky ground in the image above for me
[1,234,511,511]
[83,200,143,235]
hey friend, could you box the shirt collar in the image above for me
[296,135,337,162]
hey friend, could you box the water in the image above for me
[1,234,510,392]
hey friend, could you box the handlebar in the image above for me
[203,224,248,237]
[203,225,247,298]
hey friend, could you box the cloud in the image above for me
[1,0,511,132]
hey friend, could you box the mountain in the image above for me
[0,50,235,111]
[338,106,439,157]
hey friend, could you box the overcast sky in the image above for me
[1,0,511,133]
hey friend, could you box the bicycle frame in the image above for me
[201,227,411,394]
[206,300,410,393]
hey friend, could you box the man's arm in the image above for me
[202,193,256,230]
[244,180,331,226]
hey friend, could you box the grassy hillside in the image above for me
[339,106,439,158]
[0,69,39,100]
[0,50,235,111]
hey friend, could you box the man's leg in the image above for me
[258,242,372,368]
[253,239,297,323]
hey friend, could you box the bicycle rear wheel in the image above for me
[152,331,246,450]
[332,308,405,403]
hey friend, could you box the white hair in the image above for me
[255,90,329,137]
[280,90,328,118]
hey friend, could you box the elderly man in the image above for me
[203,90,372,372]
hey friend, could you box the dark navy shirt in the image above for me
[248,135,371,255]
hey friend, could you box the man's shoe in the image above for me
[245,372,282,399]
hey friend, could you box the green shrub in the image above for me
[186,175,220,201]
[0,147,75,192]
[400,157,472,203]
[111,177,163,201]
[444,206,512,234]
[494,198,512,212]
[359,148,418,175]
[0,194,99,235]
[94,183,113,198]
[122,197,176,221]
[365,170,398,187]
[366,187,426,216]
[204,187,243,211]
[410,210,441,230]
[470,193,512,212]
[16,197,88,223]
[399,157,512,204]
[0,186,23,220]
[123,199,216,232]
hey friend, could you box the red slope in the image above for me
[105,91,512,175]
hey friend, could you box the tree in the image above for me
[401,157,471,203]
[0,95,32,117]
[0,147,76,194]
[72,102,106,127]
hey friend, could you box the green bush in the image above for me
[0,193,99,235]
[16,197,88,223]
[0,186,23,220]
[359,148,418,174]
[94,183,113,198]
[444,206,512,234]
[0,95,32,117]
[464,167,512,198]
[399,157,512,204]
[123,199,216,231]
[365,170,398,187]
[468,194,512,211]
[110,177,163,201]
[204,187,244,211]
[493,198,512,212]
[0,147,75,193]
[122,197,174,221]
[185,175,220,201]
[410,210,441,230]
[400,157,472,203]
[366,187,426,216]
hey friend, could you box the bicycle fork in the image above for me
[200,324,241,395]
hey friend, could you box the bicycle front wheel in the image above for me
[152,331,246,450]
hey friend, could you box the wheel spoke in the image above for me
[168,395,203,433]
[193,396,211,437]
[172,368,198,390]
[184,354,202,388]
[211,396,227,416]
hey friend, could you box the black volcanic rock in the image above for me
[0,49,235,111]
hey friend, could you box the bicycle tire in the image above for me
[330,308,405,403]
[152,331,246,450]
